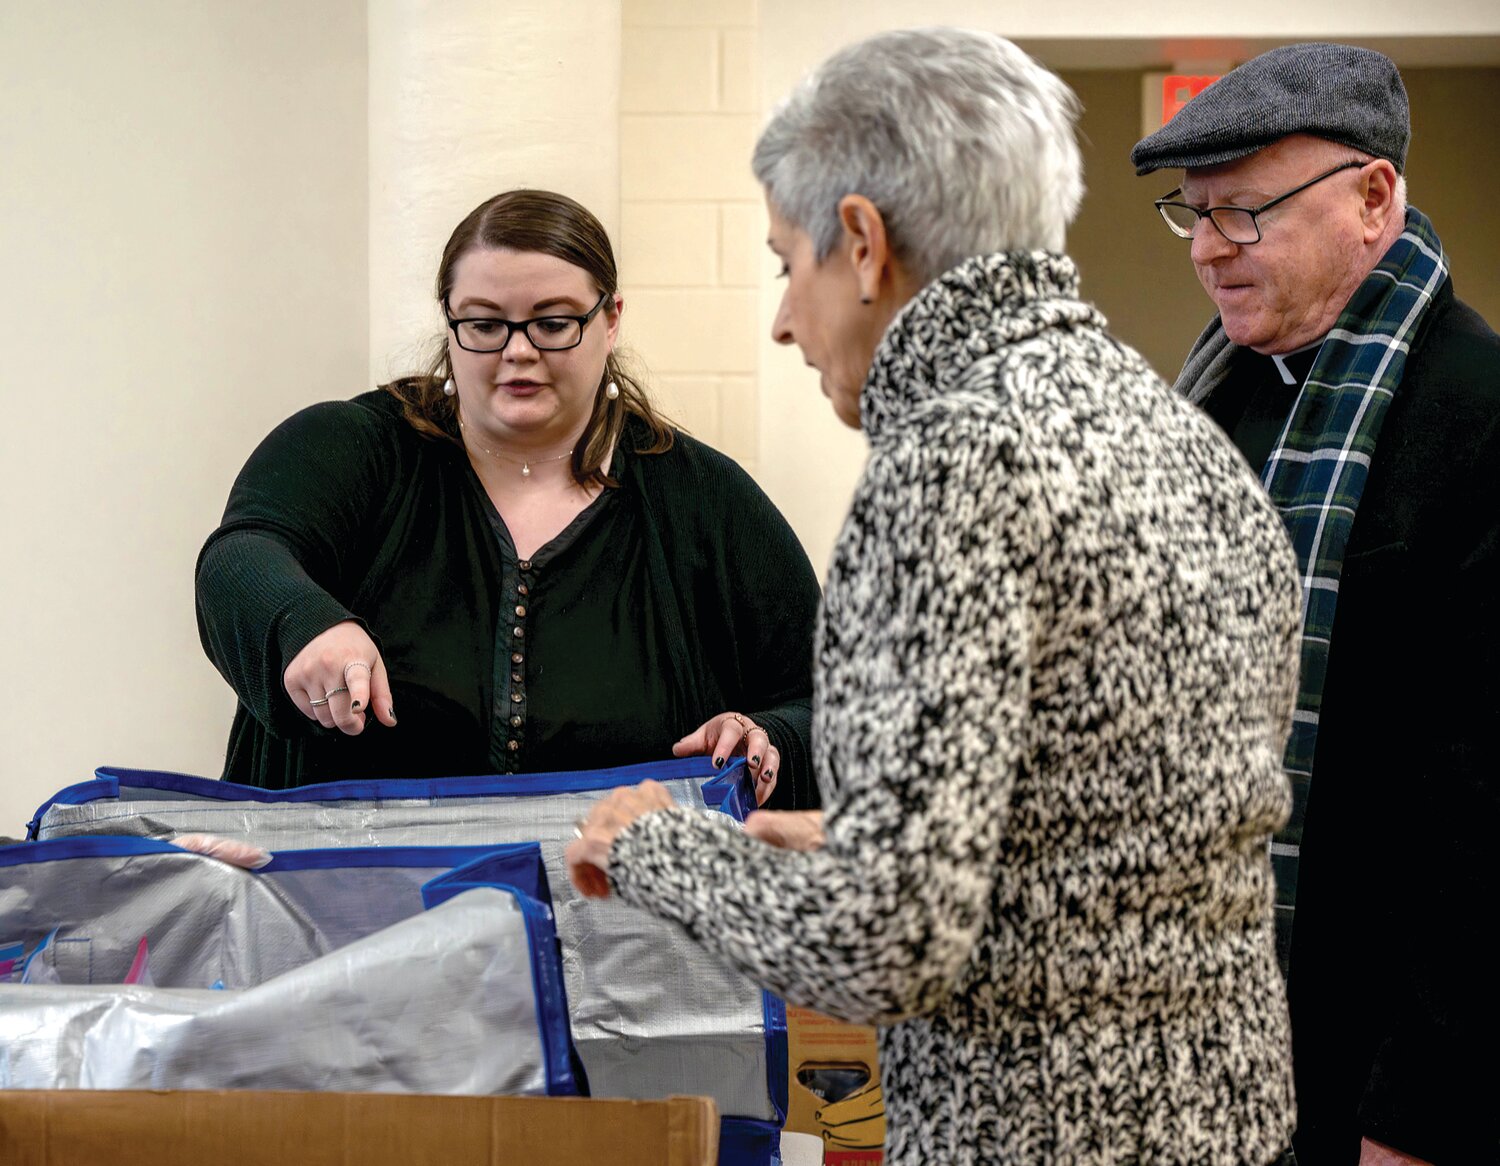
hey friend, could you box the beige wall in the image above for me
[0,3,368,834]
[619,0,763,473]
[368,0,622,386]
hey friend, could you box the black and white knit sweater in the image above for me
[611,251,1299,1165]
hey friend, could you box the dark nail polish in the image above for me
[713,757,724,768]
[351,700,362,712]
[750,755,760,765]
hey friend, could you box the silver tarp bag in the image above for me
[0,838,576,1096]
[29,756,788,1162]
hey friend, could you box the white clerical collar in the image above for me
[1269,336,1327,385]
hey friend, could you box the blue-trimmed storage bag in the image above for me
[28,756,787,1163]
[0,839,575,1096]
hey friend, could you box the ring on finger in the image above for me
[308,696,331,709]
[572,815,588,841]
[343,660,372,682]
[323,685,350,701]
[729,713,753,732]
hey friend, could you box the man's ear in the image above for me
[837,194,891,304]
[1360,160,1401,243]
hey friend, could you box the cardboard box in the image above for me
[784,1007,884,1165]
[0,1090,719,1166]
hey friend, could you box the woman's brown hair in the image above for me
[382,189,673,487]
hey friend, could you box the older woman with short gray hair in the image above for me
[753,25,1082,281]
[570,28,1299,1166]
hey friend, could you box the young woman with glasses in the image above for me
[196,190,819,805]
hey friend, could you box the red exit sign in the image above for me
[1161,74,1221,125]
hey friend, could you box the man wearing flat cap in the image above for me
[1133,42,1499,1166]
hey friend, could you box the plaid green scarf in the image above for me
[1177,207,1449,969]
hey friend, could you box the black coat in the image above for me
[1290,280,1500,1165]
[1197,278,1500,1164]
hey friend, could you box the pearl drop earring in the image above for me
[442,378,456,397]
[606,380,620,400]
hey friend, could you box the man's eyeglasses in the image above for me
[1154,160,1367,245]
[446,290,610,353]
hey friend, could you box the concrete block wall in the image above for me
[620,0,764,475]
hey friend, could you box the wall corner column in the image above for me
[367,0,622,385]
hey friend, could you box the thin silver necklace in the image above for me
[459,418,574,478]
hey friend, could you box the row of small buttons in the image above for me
[505,560,533,770]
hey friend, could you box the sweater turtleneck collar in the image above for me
[860,250,1104,441]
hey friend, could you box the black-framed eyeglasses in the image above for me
[1154,160,1367,245]
[445,290,611,353]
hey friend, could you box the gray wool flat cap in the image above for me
[1131,42,1409,175]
